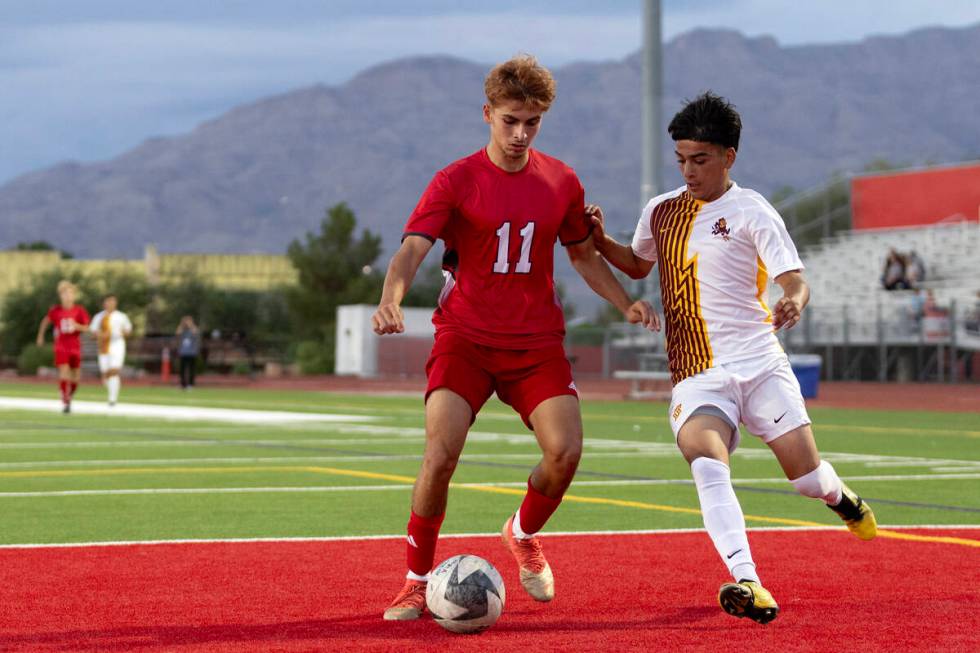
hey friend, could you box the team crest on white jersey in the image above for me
[711,218,732,241]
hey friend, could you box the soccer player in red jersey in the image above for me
[375,55,659,620]
[36,280,90,413]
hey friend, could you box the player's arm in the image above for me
[36,316,51,346]
[373,235,434,335]
[586,205,656,279]
[566,237,659,331]
[772,270,809,331]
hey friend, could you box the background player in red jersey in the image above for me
[375,55,659,620]
[36,280,90,413]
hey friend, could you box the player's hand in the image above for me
[773,296,802,331]
[585,204,607,249]
[372,303,405,335]
[36,335,44,346]
[624,300,660,332]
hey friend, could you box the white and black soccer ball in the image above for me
[426,554,505,634]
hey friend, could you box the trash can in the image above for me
[788,354,822,399]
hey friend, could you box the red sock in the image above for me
[517,477,563,536]
[406,511,445,577]
[70,382,78,397]
[59,380,69,403]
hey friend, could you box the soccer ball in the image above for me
[426,554,505,634]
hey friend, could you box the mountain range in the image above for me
[1,23,978,269]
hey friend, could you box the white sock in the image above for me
[690,457,759,583]
[790,460,843,505]
[107,376,121,403]
[511,510,531,540]
[406,570,428,582]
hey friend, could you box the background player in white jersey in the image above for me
[90,294,132,407]
[588,92,877,624]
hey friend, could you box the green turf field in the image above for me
[1,382,978,545]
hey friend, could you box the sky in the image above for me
[1,0,978,184]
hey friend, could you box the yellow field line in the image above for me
[874,530,980,547]
[5,463,978,547]
[301,466,980,546]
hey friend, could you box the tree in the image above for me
[285,203,383,372]
[401,262,446,308]
[15,240,73,259]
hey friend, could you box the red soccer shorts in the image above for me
[54,347,81,369]
[424,331,578,430]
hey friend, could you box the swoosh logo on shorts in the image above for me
[774,412,788,423]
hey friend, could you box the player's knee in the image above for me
[422,450,460,481]
[544,441,581,478]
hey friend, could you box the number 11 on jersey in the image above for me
[493,221,535,274]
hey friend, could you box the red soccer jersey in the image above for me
[404,148,591,349]
[46,304,90,352]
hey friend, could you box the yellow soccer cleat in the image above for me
[718,580,779,625]
[830,484,878,541]
[383,579,427,620]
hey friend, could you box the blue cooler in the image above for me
[788,354,822,399]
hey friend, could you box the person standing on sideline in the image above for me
[36,280,90,413]
[175,316,200,390]
[90,294,133,407]
[589,92,876,625]
[374,54,657,621]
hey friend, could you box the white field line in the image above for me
[0,452,690,469]
[4,473,980,499]
[0,397,377,424]
[0,438,429,449]
[2,395,978,473]
[3,450,980,472]
[2,524,978,550]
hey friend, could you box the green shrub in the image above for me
[17,344,53,376]
[295,339,333,374]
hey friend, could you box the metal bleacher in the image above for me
[774,220,980,381]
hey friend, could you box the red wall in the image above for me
[851,163,980,230]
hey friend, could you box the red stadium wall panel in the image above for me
[850,162,980,230]
[377,336,433,378]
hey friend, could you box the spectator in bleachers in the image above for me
[905,250,926,288]
[881,248,908,290]
[965,290,980,335]
[907,288,926,332]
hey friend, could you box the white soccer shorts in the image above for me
[667,352,811,453]
[97,341,126,373]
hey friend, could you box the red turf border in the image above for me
[2,529,978,652]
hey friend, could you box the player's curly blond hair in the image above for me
[57,279,76,294]
[484,54,556,111]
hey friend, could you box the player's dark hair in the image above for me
[668,92,741,151]
[103,293,116,301]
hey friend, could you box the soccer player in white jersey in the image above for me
[90,294,132,407]
[588,92,877,624]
